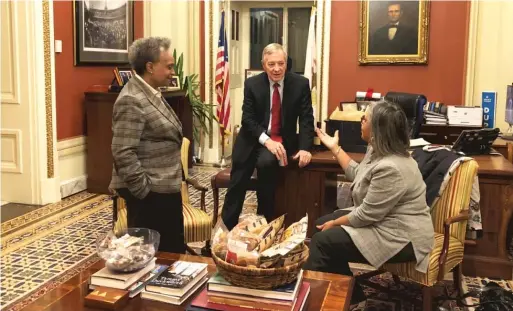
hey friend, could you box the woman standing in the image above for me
[110,37,185,253]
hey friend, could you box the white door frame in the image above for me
[1,0,60,204]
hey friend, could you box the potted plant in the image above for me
[172,49,216,144]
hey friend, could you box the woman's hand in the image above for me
[315,128,339,152]
[316,220,336,232]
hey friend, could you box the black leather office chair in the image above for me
[384,92,427,139]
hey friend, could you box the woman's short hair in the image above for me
[368,100,410,157]
[128,37,171,75]
[261,43,288,62]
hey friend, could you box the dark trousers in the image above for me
[221,146,279,230]
[304,210,416,304]
[304,209,416,276]
[116,188,186,254]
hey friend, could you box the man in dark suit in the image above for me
[368,2,418,55]
[221,43,315,230]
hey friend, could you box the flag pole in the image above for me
[214,4,227,169]
[214,128,227,168]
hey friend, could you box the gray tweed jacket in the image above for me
[109,76,183,199]
[343,147,434,273]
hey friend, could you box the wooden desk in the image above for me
[84,86,193,194]
[18,253,354,311]
[274,150,513,279]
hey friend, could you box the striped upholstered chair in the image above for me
[113,138,212,256]
[356,159,479,311]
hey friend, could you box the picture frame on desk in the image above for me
[73,0,134,65]
[158,76,181,92]
[245,69,264,80]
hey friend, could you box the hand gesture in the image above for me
[315,128,339,151]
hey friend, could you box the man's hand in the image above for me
[293,150,312,168]
[264,139,287,166]
[317,220,336,232]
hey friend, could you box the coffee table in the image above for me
[17,252,354,311]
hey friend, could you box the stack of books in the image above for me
[424,102,448,125]
[86,258,168,309]
[141,261,209,305]
[89,258,169,297]
[187,270,310,311]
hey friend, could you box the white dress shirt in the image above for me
[258,78,284,145]
[388,22,399,40]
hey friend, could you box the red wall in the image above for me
[54,1,144,140]
[328,1,470,114]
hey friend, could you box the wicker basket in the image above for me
[211,245,309,290]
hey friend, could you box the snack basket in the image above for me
[211,243,309,290]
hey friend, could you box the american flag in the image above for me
[216,10,230,136]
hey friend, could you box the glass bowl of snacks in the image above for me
[96,228,160,272]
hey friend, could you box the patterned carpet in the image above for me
[1,166,512,311]
[351,269,513,311]
[0,167,254,310]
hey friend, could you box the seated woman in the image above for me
[304,100,434,304]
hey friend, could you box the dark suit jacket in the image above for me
[233,72,314,164]
[369,24,418,55]
[411,149,459,207]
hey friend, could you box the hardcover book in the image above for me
[146,261,208,297]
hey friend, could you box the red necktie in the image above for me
[271,83,282,143]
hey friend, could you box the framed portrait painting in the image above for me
[73,0,134,65]
[359,0,430,65]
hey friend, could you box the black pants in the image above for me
[117,188,185,254]
[221,146,279,230]
[304,209,416,276]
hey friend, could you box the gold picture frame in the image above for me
[358,0,430,65]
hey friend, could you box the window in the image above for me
[249,6,311,74]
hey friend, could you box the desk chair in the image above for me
[113,138,212,256]
[356,159,479,311]
[384,92,427,139]
[210,126,258,226]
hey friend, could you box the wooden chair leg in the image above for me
[453,263,463,295]
[392,274,401,285]
[211,181,220,225]
[422,286,433,311]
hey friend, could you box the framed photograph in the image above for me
[117,68,133,85]
[245,69,264,80]
[73,0,134,65]
[359,0,430,65]
[158,76,181,92]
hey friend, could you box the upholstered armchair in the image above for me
[356,159,479,310]
[112,138,212,256]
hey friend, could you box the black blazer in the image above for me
[233,72,314,163]
[412,149,459,207]
[369,24,418,55]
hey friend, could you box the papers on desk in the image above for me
[410,138,431,147]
